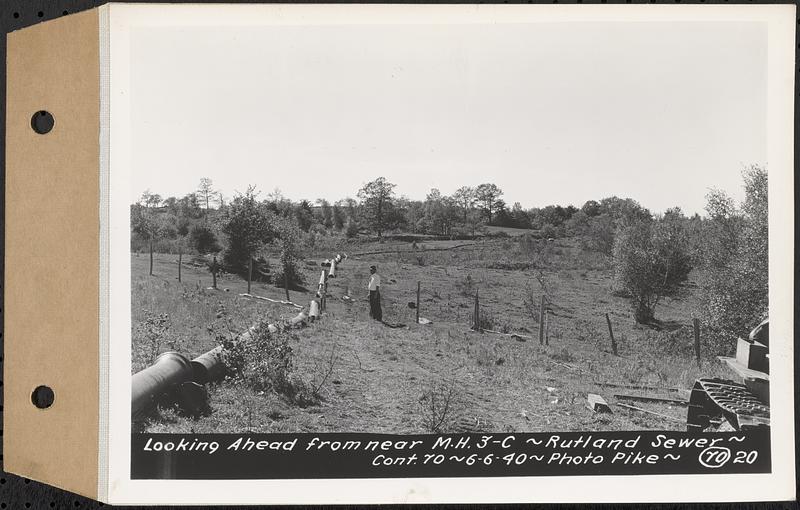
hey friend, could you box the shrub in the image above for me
[700,166,768,348]
[550,347,574,363]
[541,223,558,239]
[273,216,305,289]
[612,213,692,324]
[132,310,171,372]
[582,213,616,256]
[456,274,476,297]
[190,224,221,254]
[221,187,278,275]
[219,320,315,405]
[344,217,359,238]
[417,378,463,433]
[574,319,596,343]
[474,309,508,333]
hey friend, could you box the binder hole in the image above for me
[31,111,55,134]
[12,12,19,18]
[37,11,44,18]
[31,385,54,409]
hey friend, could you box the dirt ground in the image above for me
[132,236,731,434]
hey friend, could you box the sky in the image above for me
[129,20,767,215]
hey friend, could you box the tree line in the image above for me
[131,167,768,347]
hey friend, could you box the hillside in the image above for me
[133,235,730,434]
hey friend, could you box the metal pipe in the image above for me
[132,352,194,417]
[317,270,326,297]
[309,300,320,322]
[288,311,308,328]
[329,259,337,278]
[190,346,226,384]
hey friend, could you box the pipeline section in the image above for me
[132,252,347,418]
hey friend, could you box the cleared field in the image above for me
[132,236,730,433]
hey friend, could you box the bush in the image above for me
[190,224,221,254]
[417,378,463,433]
[474,309,508,333]
[456,274,476,297]
[132,310,171,372]
[344,217,359,239]
[219,320,317,405]
[541,224,559,239]
[700,166,768,347]
[613,213,692,323]
[274,216,305,289]
[221,188,278,275]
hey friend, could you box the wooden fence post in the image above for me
[284,270,290,302]
[605,312,618,356]
[545,311,550,346]
[473,289,480,331]
[247,256,252,294]
[538,295,546,345]
[177,249,182,282]
[416,281,421,324]
[149,240,154,276]
[212,256,218,289]
[693,318,701,367]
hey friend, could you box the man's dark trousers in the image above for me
[369,289,382,321]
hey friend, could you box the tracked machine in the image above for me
[686,320,770,432]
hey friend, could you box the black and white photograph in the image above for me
[110,2,793,501]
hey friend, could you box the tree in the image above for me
[331,203,345,230]
[357,177,396,238]
[613,215,692,324]
[197,178,217,219]
[133,191,165,275]
[316,199,334,229]
[422,189,459,236]
[178,193,203,219]
[599,196,651,224]
[272,216,305,289]
[452,186,476,223]
[474,183,503,223]
[701,166,768,351]
[585,214,616,256]
[140,189,162,209]
[189,224,221,254]
[221,186,278,274]
[344,217,359,238]
[581,200,602,217]
[511,202,531,229]
[294,200,314,232]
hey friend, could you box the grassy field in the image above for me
[132,235,731,433]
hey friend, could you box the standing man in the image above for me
[368,265,382,321]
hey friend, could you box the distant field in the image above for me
[132,236,731,434]
[485,225,541,237]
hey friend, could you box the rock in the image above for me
[587,393,612,413]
